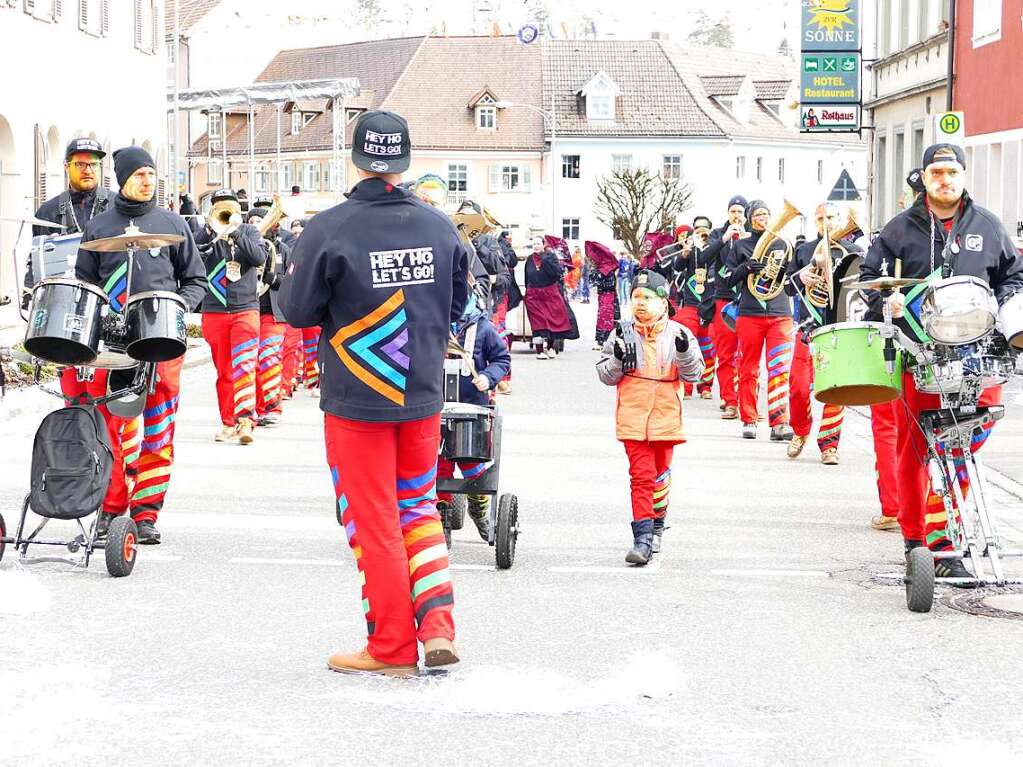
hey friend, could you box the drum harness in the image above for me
[57,188,111,234]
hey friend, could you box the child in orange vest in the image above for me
[597,270,703,565]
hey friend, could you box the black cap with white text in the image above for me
[351,110,411,174]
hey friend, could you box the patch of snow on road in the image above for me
[332,650,684,716]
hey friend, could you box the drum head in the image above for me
[815,383,901,406]
[23,336,97,366]
[127,336,186,363]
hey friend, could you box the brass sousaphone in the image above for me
[254,194,286,296]
[450,200,502,245]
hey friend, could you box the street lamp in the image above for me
[495,100,557,238]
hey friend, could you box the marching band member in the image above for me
[597,270,703,565]
[860,143,1023,579]
[77,146,205,545]
[672,217,717,399]
[248,207,291,427]
[704,196,749,419]
[195,189,268,445]
[726,200,795,441]
[785,203,859,465]
[280,110,468,677]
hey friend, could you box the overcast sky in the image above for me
[181,0,800,85]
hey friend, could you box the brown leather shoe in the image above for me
[786,435,807,459]
[721,406,739,420]
[423,637,460,668]
[327,648,419,678]
[870,514,900,531]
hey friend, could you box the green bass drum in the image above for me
[809,321,903,406]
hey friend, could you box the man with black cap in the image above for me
[24,138,114,304]
[195,189,268,443]
[726,200,795,441]
[280,110,469,678]
[860,143,1023,581]
[77,146,205,545]
[703,196,750,419]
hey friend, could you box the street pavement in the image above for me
[2,301,1023,766]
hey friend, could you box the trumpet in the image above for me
[693,225,711,249]
[806,208,860,309]
[747,200,803,302]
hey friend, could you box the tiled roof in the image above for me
[543,40,724,138]
[165,0,222,34]
[381,37,544,151]
[660,42,864,146]
[700,75,746,97]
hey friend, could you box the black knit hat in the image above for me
[630,269,669,298]
[728,195,748,210]
[746,199,769,219]
[113,146,155,187]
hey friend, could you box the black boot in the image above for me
[467,495,491,542]
[626,519,654,566]
[903,538,924,561]
[651,516,666,554]
[136,520,161,545]
[94,512,118,541]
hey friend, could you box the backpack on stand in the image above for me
[30,405,113,520]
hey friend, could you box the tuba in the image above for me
[747,200,803,302]
[255,194,286,296]
[806,208,860,308]
[450,200,502,245]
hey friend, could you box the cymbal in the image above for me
[0,215,66,229]
[78,225,184,252]
[847,276,927,291]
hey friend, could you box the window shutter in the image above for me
[157,177,166,207]
[53,0,61,20]
[79,0,87,29]
[133,0,142,48]
[488,165,499,193]
[521,166,532,191]
[24,0,34,13]
[100,0,108,35]
[150,2,158,53]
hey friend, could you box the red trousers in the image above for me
[893,372,1000,549]
[202,310,258,426]
[711,299,738,408]
[736,315,793,426]
[324,413,454,665]
[623,440,675,521]
[870,402,901,518]
[675,306,716,396]
[59,358,182,523]
[280,325,302,396]
[789,335,844,452]
[302,328,321,389]
[256,314,286,417]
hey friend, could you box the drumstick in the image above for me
[894,259,902,279]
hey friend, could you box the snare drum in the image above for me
[23,278,108,365]
[920,276,997,346]
[996,292,1023,351]
[809,321,903,406]
[440,403,494,462]
[124,291,187,362]
[913,343,1014,394]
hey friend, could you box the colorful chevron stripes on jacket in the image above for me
[766,340,794,425]
[232,337,257,419]
[206,258,228,307]
[330,290,410,406]
[102,261,128,313]
[397,464,454,628]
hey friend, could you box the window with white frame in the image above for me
[973,0,1002,46]
[291,112,302,135]
[303,161,320,192]
[817,159,824,184]
[447,163,468,202]
[134,0,158,55]
[588,94,613,120]
[280,162,294,191]
[27,0,60,21]
[778,158,785,183]
[79,0,109,35]
[254,164,270,194]
[562,218,580,241]
[662,155,682,180]
[489,164,531,192]
[208,159,223,186]
[755,156,763,182]
[736,155,746,179]
[562,155,580,179]
[612,154,633,173]
[477,106,496,130]
[208,112,222,139]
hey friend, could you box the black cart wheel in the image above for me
[439,504,452,549]
[906,547,935,613]
[105,516,138,578]
[495,493,518,570]
[0,511,6,563]
[450,495,466,531]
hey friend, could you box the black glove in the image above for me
[675,332,689,354]
[747,260,766,275]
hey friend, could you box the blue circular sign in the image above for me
[517,24,539,44]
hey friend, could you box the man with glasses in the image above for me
[25,138,113,303]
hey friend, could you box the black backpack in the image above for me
[30,406,113,520]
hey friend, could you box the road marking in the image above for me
[449,564,495,571]
[230,557,347,567]
[549,560,662,574]
[709,568,831,577]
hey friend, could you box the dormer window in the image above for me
[291,111,302,135]
[477,106,496,130]
[716,97,734,114]
[208,113,222,139]
[578,71,621,122]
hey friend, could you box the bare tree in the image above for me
[687,11,735,48]
[595,168,694,258]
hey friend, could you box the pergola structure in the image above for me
[167,78,361,203]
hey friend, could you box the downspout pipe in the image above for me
[946,0,956,111]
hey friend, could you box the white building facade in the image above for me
[0,0,167,298]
